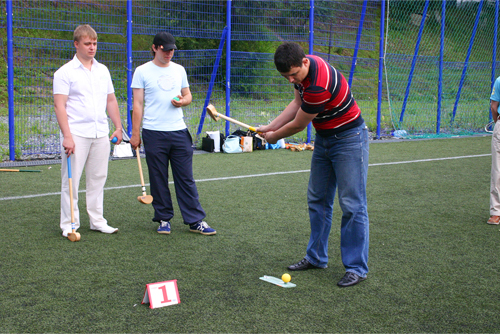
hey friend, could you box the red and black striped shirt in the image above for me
[295,55,363,136]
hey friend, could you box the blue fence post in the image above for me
[490,0,499,122]
[307,0,314,144]
[309,0,314,55]
[126,0,133,137]
[348,0,367,87]
[225,0,231,137]
[377,0,385,139]
[399,0,430,123]
[7,0,15,161]
[451,0,484,125]
[197,27,228,136]
[436,0,446,135]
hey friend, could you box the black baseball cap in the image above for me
[153,32,177,50]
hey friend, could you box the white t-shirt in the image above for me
[131,61,189,131]
[53,55,115,138]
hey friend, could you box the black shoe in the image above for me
[287,258,323,271]
[337,272,366,287]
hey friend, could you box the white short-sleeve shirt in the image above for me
[53,55,115,138]
[131,61,189,131]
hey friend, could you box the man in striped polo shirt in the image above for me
[257,42,369,287]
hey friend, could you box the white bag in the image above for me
[113,142,134,158]
[206,131,220,153]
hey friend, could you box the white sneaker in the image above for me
[91,225,119,234]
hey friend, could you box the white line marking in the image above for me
[0,154,491,201]
[368,153,491,166]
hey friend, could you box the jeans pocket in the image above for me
[334,129,360,141]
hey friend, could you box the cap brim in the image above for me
[161,44,177,50]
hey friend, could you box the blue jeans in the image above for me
[305,123,369,277]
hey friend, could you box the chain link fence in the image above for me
[3,0,499,161]
[385,0,498,137]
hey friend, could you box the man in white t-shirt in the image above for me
[130,31,215,236]
[53,24,123,237]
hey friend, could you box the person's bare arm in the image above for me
[130,88,144,150]
[54,94,75,156]
[262,108,316,144]
[491,100,499,122]
[107,93,123,144]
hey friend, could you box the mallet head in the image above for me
[68,232,81,242]
[138,195,153,204]
[206,104,220,122]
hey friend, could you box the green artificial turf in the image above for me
[1,136,499,333]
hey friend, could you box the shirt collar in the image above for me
[71,54,99,69]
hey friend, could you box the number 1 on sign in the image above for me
[158,284,172,303]
[142,279,180,309]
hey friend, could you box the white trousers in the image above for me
[491,122,500,215]
[60,134,110,232]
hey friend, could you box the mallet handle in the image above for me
[67,156,76,232]
[136,147,147,195]
[214,112,258,132]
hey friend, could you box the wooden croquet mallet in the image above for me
[136,147,153,204]
[206,104,260,133]
[0,169,41,172]
[67,156,81,242]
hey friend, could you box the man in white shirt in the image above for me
[53,24,122,237]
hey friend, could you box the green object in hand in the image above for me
[173,97,180,101]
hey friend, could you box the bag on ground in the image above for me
[219,132,226,152]
[252,133,267,150]
[202,135,215,153]
[222,135,243,153]
[113,142,134,158]
[112,127,135,158]
[241,136,253,152]
[206,131,221,153]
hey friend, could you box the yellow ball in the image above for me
[282,273,291,283]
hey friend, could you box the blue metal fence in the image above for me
[132,0,226,39]
[11,0,125,35]
[314,0,378,50]
[10,37,126,157]
[4,0,500,160]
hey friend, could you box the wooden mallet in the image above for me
[66,156,81,242]
[206,104,260,133]
[136,147,153,204]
